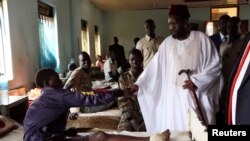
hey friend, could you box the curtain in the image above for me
[38,15,59,72]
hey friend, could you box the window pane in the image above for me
[0,1,12,81]
[38,2,59,72]
[211,7,238,21]
[0,3,5,78]
[81,19,89,54]
[94,25,100,57]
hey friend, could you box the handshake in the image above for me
[122,85,139,96]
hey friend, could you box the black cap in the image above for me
[169,4,190,19]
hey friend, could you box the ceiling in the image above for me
[90,0,249,11]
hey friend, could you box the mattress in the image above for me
[76,108,207,141]
[67,107,121,130]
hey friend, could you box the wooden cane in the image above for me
[179,69,207,126]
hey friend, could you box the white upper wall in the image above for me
[102,9,169,58]
[102,7,211,58]
[70,0,103,63]
[6,0,72,89]
[102,5,250,58]
[6,0,40,89]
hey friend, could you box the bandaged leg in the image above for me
[150,130,171,141]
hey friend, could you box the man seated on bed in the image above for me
[118,49,145,131]
[23,68,170,141]
[64,51,114,114]
[64,51,93,92]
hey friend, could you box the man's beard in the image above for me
[171,30,186,39]
[171,31,179,39]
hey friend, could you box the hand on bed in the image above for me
[69,113,78,120]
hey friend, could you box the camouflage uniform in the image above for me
[117,70,144,131]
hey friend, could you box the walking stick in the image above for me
[179,69,207,126]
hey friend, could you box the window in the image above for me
[81,19,89,54]
[0,0,13,82]
[38,1,59,72]
[94,25,101,57]
[205,21,214,36]
[211,7,238,21]
[206,7,238,36]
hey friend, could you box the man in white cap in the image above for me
[133,4,221,132]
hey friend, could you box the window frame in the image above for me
[94,25,101,57]
[210,6,238,21]
[0,0,13,82]
[81,19,90,54]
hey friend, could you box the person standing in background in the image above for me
[219,17,248,124]
[210,15,230,124]
[109,36,126,68]
[136,19,164,68]
[226,33,250,125]
[210,15,230,53]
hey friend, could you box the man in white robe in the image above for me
[135,5,221,132]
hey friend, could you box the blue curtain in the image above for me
[38,17,59,72]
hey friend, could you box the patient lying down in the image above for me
[23,68,170,141]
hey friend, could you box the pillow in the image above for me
[78,90,116,113]
[0,115,18,137]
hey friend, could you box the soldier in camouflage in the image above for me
[117,49,145,131]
